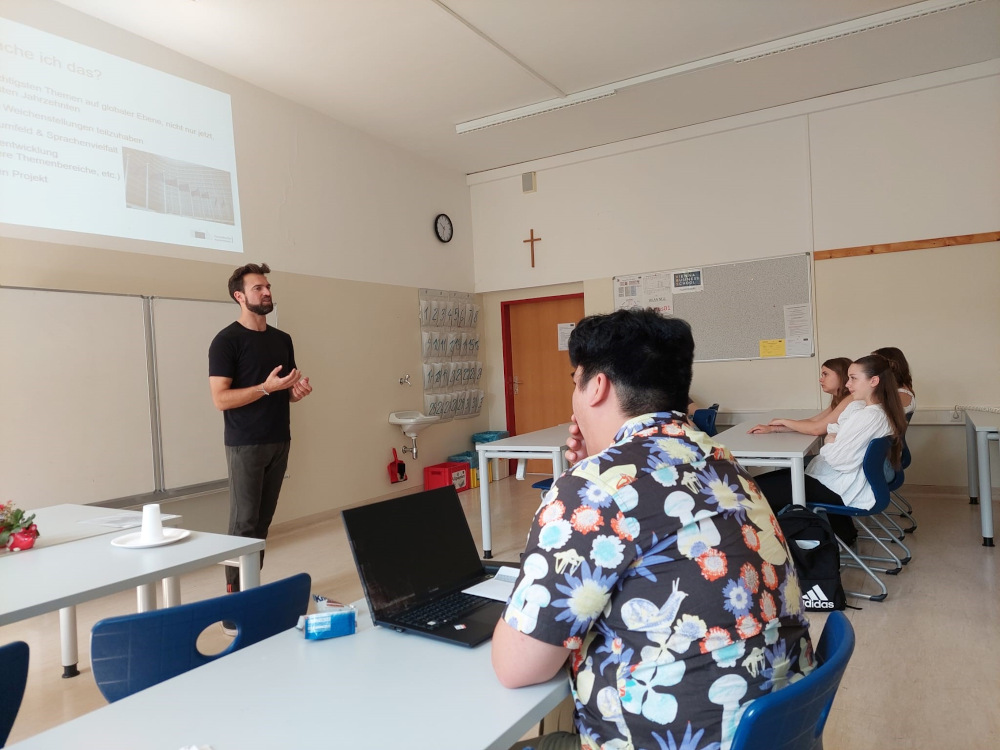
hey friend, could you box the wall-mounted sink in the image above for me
[389,411,440,438]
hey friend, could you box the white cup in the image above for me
[140,503,165,543]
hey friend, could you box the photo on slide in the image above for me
[122,147,235,226]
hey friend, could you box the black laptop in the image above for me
[341,485,508,647]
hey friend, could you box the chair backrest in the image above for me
[91,572,311,703]
[0,640,29,748]
[692,403,720,436]
[861,436,894,513]
[729,611,856,750]
[900,411,913,470]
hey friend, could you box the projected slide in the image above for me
[0,17,243,253]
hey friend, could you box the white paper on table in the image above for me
[463,565,519,602]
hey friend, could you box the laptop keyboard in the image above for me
[395,591,491,631]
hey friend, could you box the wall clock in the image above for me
[434,213,454,243]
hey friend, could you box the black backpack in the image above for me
[777,505,847,611]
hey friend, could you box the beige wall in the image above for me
[0,2,487,524]
[0,0,475,291]
[0,243,490,524]
[469,63,1000,487]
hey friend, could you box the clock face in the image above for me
[434,213,454,243]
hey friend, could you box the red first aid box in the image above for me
[424,461,471,493]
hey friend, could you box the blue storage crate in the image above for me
[472,430,509,445]
[448,450,479,470]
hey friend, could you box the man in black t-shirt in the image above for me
[208,263,313,609]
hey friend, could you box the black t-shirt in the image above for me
[208,322,296,446]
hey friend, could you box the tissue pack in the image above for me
[303,608,356,640]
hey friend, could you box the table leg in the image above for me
[163,576,181,607]
[58,606,79,678]
[553,448,567,477]
[790,456,806,507]
[239,551,261,590]
[515,459,526,480]
[136,583,157,612]
[967,417,979,504]
[478,447,492,558]
[977,431,995,547]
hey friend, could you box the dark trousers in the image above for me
[224,441,290,590]
[752,469,858,544]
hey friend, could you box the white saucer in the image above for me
[111,528,191,548]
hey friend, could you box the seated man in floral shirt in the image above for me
[492,309,814,750]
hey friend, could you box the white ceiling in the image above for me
[52,0,1000,174]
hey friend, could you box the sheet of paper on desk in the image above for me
[79,513,180,528]
[463,566,519,602]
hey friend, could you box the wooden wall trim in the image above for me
[815,231,1000,261]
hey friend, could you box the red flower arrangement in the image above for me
[0,501,40,551]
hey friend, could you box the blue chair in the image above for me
[808,437,907,602]
[0,641,29,748]
[885,414,917,534]
[91,573,311,703]
[692,403,720,436]
[730,611,856,750]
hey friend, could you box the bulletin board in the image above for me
[614,253,814,362]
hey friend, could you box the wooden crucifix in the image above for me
[523,229,542,267]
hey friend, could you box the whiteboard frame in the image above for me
[1,284,280,507]
[0,285,158,507]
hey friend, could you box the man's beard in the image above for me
[246,299,274,315]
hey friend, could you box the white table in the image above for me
[476,424,570,558]
[1,504,181,677]
[0,523,263,677]
[965,410,1000,547]
[713,420,821,507]
[9,600,571,750]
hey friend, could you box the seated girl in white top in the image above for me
[753,354,909,542]
[873,346,916,416]
[749,357,854,436]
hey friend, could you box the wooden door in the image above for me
[503,294,585,474]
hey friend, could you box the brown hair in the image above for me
[872,347,913,392]
[822,357,853,409]
[853,354,908,468]
[227,263,271,302]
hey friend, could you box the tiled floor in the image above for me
[2,479,998,747]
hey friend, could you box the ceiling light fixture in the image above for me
[455,0,981,135]
[734,0,982,62]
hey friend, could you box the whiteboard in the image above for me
[614,254,814,362]
[0,287,155,508]
[152,298,277,490]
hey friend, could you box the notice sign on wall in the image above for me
[614,273,673,315]
[557,322,575,351]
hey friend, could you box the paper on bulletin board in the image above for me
[615,275,642,310]
[613,273,673,314]
[759,339,786,358]
[671,268,703,294]
[783,304,814,356]
[557,323,575,351]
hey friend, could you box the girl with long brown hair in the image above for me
[754,354,908,543]
[749,356,853,435]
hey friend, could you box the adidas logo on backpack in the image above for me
[802,584,835,610]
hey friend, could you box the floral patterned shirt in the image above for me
[503,413,814,750]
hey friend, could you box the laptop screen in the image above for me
[342,485,486,618]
